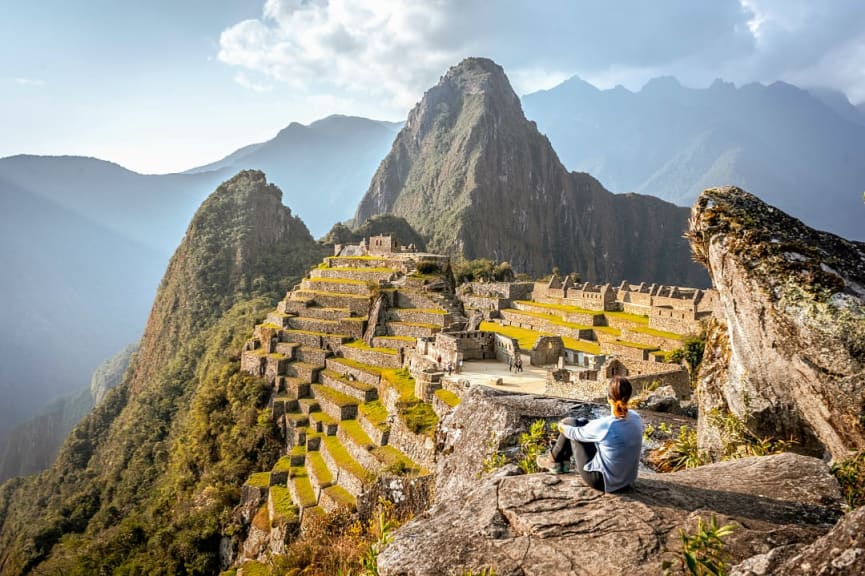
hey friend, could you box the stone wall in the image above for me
[522,299,604,325]
[301,278,372,296]
[429,331,497,363]
[460,294,506,311]
[339,345,403,369]
[241,349,266,376]
[357,475,436,526]
[387,309,449,326]
[628,369,691,400]
[530,336,564,366]
[620,328,682,350]
[493,334,520,363]
[599,341,653,361]
[325,358,381,388]
[465,281,534,300]
[312,267,397,282]
[648,307,702,334]
[499,309,594,340]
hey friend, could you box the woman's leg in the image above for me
[551,417,588,463]
[572,439,605,491]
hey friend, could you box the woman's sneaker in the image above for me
[536,452,568,474]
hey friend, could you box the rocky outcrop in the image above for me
[378,453,842,576]
[687,187,865,459]
[355,57,707,286]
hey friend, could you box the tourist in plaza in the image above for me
[537,376,642,492]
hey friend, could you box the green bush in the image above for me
[518,420,549,474]
[663,515,735,575]
[831,451,865,509]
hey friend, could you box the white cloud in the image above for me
[13,77,45,87]
[218,0,865,111]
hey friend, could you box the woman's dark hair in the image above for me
[609,376,633,418]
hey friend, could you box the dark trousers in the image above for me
[551,417,605,491]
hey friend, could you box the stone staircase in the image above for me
[239,253,459,541]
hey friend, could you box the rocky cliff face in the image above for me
[687,186,865,459]
[355,57,707,285]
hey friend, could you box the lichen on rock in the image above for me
[687,186,865,459]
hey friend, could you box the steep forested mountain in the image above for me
[522,76,865,241]
[356,57,706,285]
[0,171,324,574]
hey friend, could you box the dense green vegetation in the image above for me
[453,258,514,283]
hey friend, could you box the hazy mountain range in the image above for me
[522,76,865,241]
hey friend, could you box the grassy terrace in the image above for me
[272,456,293,474]
[296,289,369,300]
[291,474,318,508]
[322,436,372,482]
[374,445,425,476]
[290,444,306,457]
[261,322,283,330]
[345,340,399,355]
[630,325,685,340]
[480,321,602,355]
[340,419,375,450]
[283,328,350,339]
[395,307,447,314]
[375,335,416,343]
[269,485,298,519]
[310,411,338,429]
[323,484,357,508]
[321,369,376,392]
[308,277,369,285]
[381,368,438,437]
[245,472,271,488]
[514,300,650,325]
[329,357,384,377]
[317,264,396,273]
[388,321,442,330]
[312,384,359,408]
[434,389,461,408]
[359,400,389,431]
[382,368,414,402]
[305,450,334,486]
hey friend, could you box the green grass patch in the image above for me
[340,419,375,450]
[391,321,441,329]
[561,337,602,355]
[245,472,271,488]
[285,412,310,426]
[261,322,283,330]
[312,384,359,408]
[396,307,447,314]
[374,445,425,476]
[382,368,415,402]
[322,436,371,482]
[329,357,384,377]
[306,450,334,487]
[310,411,338,429]
[322,368,376,392]
[323,266,396,274]
[270,485,297,518]
[289,465,307,478]
[593,325,622,336]
[272,456,293,474]
[267,352,288,360]
[240,560,270,576]
[359,400,390,430]
[375,335,416,343]
[434,389,461,408]
[291,475,318,508]
[402,402,438,437]
[290,444,306,457]
[323,485,357,508]
[309,277,368,286]
[345,340,399,355]
[297,289,369,300]
[513,300,601,316]
[479,321,543,350]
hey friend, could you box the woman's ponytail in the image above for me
[609,376,633,418]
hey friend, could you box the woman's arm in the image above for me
[560,418,612,443]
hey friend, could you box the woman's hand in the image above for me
[557,422,566,434]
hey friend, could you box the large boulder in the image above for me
[687,186,865,459]
[378,452,841,575]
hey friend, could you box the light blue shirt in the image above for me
[563,410,643,492]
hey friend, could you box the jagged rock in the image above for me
[641,385,683,414]
[435,386,597,499]
[355,57,707,285]
[378,453,842,576]
[769,507,865,575]
[687,186,865,459]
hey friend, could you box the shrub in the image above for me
[518,420,549,474]
[662,515,735,575]
[649,425,708,472]
[831,451,865,509]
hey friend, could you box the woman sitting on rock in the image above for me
[537,376,643,492]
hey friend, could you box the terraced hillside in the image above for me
[235,252,464,555]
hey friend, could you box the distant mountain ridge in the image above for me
[356,57,706,286]
[185,114,402,236]
[522,76,865,241]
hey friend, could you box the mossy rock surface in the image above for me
[434,388,461,408]
[359,400,389,430]
[322,436,371,482]
[245,472,271,488]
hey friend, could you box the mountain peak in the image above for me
[436,57,519,103]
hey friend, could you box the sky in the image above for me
[2,0,865,174]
